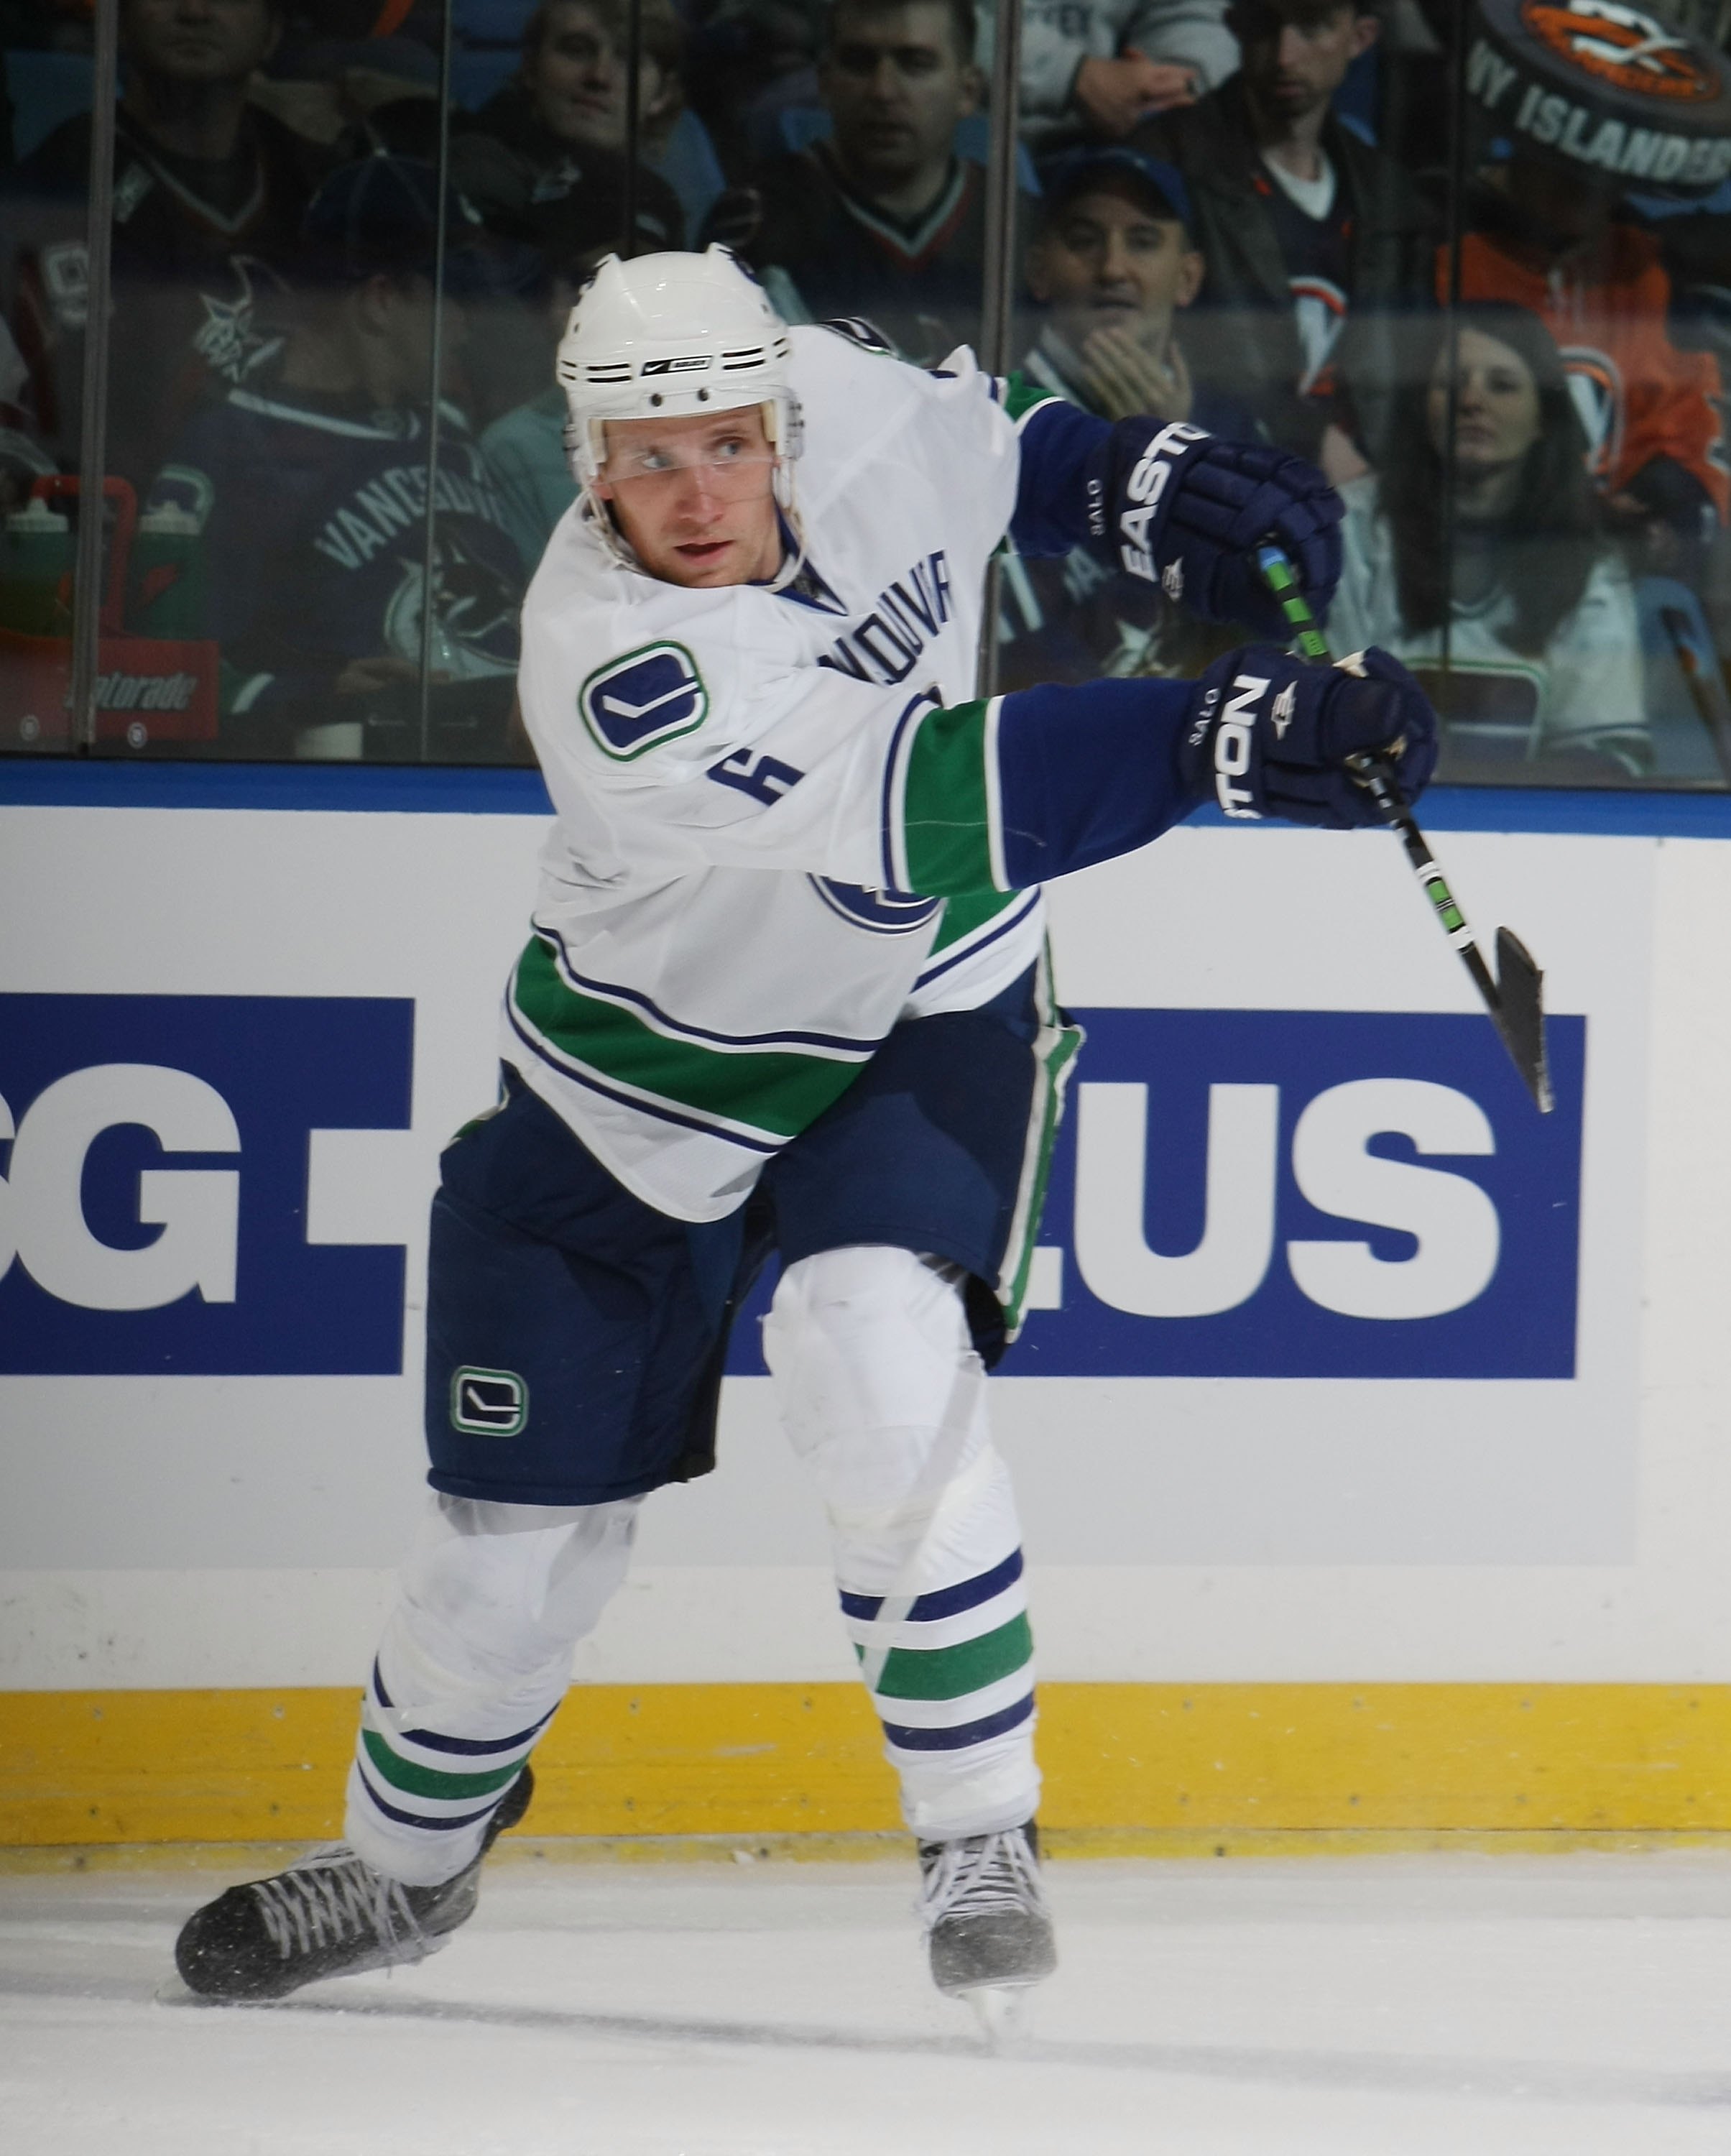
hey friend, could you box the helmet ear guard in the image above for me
[555,244,804,576]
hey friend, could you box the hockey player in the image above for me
[173,247,1436,2024]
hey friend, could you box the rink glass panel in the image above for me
[0,0,1726,788]
[0,11,97,757]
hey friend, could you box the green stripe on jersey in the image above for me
[1000,372,1063,426]
[900,699,1004,898]
[928,885,1023,957]
[863,1613,1033,1702]
[512,934,867,1141]
[361,1731,522,1802]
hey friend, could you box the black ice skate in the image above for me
[172,1764,534,2002]
[918,1820,1056,2045]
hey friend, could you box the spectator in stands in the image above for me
[680,0,828,177]
[451,0,686,248]
[1021,145,1206,420]
[1451,149,1727,575]
[1020,0,1237,152]
[3,0,337,487]
[1001,144,1244,687]
[1135,0,1434,468]
[162,156,525,759]
[706,0,991,364]
[1327,305,1648,775]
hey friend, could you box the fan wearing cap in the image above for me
[1023,148,1208,424]
[170,246,1438,2024]
[158,155,527,754]
[1002,146,1254,685]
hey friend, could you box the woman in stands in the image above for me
[1328,303,1649,776]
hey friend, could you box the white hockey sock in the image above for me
[764,1245,1040,1843]
[346,1493,640,1886]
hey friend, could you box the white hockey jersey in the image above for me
[507,326,1051,1222]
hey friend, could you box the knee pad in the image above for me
[762,1245,992,1533]
[377,1495,640,1727]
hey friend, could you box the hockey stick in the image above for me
[1658,603,1731,789]
[1255,545,1554,1114]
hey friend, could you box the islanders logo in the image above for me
[1520,0,1720,101]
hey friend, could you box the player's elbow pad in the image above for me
[996,677,1196,885]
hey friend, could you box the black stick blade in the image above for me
[1493,927,1554,1115]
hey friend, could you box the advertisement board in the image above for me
[0,799,1672,1684]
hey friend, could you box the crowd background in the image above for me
[0,0,1727,783]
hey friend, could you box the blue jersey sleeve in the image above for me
[1007,393,1112,561]
[888,673,1201,897]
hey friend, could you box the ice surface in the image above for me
[6,1851,1731,2154]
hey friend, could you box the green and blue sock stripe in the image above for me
[858,1621,1035,1751]
[354,1662,546,1833]
[839,1549,1027,1657]
[880,1690,1036,1754]
[862,1620,1034,1707]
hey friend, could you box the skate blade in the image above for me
[957,1982,1033,2055]
[154,1975,221,2007]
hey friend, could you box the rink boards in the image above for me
[4,769,1731,1843]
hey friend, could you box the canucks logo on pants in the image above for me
[450,1366,529,1437]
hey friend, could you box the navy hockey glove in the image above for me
[1179,645,1439,829]
[1091,422,1343,635]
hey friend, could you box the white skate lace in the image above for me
[250,1845,433,1966]
[917,1828,1048,1936]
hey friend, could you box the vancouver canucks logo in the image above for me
[451,1366,529,1437]
[581,642,709,759]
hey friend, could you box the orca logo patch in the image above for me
[581,643,708,760]
[810,877,941,934]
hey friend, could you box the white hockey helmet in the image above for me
[556,246,800,492]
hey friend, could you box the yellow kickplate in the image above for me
[4,1683,1731,1848]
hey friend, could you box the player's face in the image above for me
[1027,188,1203,349]
[1427,328,1543,476]
[821,3,982,189]
[123,0,280,87]
[1227,0,1377,116]
[524,0,668,152]
[596,406,783,588]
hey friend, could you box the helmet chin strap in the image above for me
[762,464,808,594]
